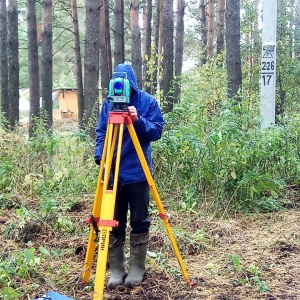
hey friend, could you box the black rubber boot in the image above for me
[107,235,126,289]
[124,232,149,287]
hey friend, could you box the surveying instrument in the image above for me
[82,73,196,299]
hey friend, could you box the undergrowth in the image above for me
[1,57,300,298]
[153,60,300,214]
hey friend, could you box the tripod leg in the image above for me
[82,123,118,284]
[82,125,109,283]
[93,123,124,299]
[127,123,194,287]
[82,171,103,283]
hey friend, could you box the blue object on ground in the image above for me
[33,291,74,300]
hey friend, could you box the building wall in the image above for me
[52,89,103,120]
[53,90,78,120]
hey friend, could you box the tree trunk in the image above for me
[226,0,242,100]
[289,0,295,58]
[207,0,214,57]
[41,0,53,130]
[70,0,84,128]
[157,0,164,99]
[295,0,300,58]
[143,0,152,93]
[130,0,142,88]
[217,0,225,55]
[162,0,174,113]
[276,0,288,119]
[0,0,9,128]
[199,0,207,66]
[100,0,112,98]
[84,0,100,139]
[152,0,161,94]
[27,0,40,137]
[114,0,125,67]
[7,0,19,130]
[159,0,164,54]
[174,0,185,104]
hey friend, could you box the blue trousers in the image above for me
[112,181,150,236]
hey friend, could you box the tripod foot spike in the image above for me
[187,280,197,288]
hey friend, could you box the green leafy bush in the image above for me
[153,60,300,213]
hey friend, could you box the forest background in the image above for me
[1,0,300,299]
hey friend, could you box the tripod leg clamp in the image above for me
[87,216,119,228]
[88,215,100,242]
[159,213,168,220]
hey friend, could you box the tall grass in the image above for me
[0,120,97,211]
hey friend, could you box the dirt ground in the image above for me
[2,199,299,300]
[98,209,300,300]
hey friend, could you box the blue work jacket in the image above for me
[94,64,164,185]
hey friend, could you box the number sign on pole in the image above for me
[260,0,277,129]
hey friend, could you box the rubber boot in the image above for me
[124,232,149,287]
[107,235,126,289]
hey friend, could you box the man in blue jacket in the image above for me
[95,64,164,288]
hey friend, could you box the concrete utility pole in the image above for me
[260,0,277,129]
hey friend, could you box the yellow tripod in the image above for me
[82,111,195,299]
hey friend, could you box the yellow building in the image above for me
[52,88,102,120]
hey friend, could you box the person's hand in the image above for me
[127,106,139,123]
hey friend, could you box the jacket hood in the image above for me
[114,64,139,92]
